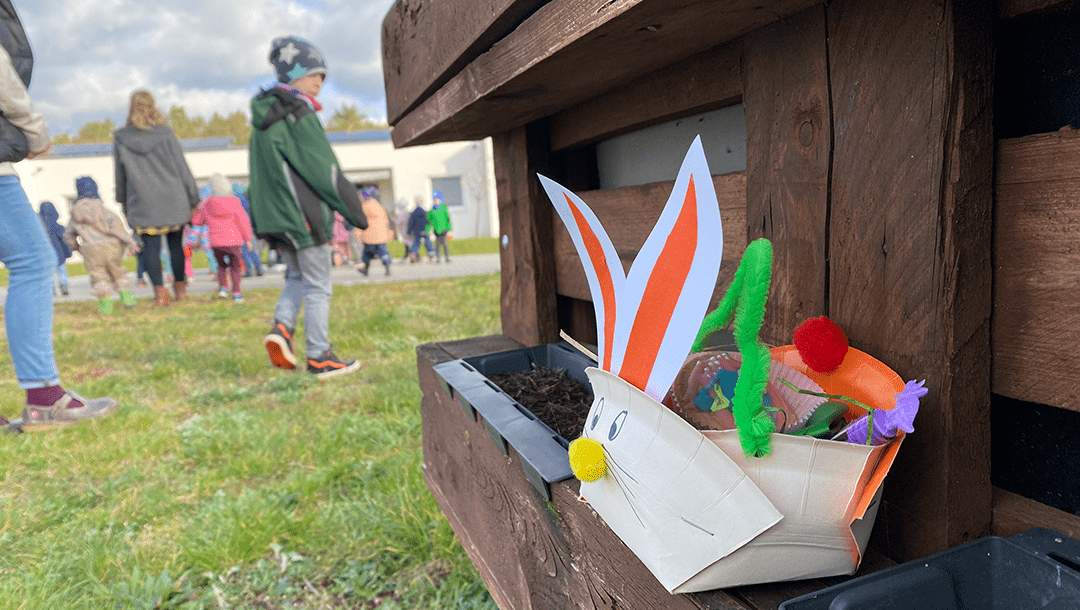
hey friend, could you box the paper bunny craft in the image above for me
[539,137,784,592]
[540,137,905,592]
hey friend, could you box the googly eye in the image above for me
[608,410,628,441]
[590,397,604,430]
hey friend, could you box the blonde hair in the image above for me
[126,90,167,130]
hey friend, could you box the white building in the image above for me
[15,130,499,239]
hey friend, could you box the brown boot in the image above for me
[154,285,170,306]
[173,281,188,301]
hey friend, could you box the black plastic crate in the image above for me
[780,528,1080,610]
[432,342,596,500]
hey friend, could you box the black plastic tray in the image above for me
[780,528,1080,609]
[432,342,596,500]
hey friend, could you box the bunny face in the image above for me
[578,368,782,591]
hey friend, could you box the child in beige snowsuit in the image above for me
[64,177,139,313]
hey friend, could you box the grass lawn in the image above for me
[0,272,502,609]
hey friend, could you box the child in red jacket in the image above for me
[191,173,253,302]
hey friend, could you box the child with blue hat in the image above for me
[427,188,453,263]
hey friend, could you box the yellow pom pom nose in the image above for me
[568,437,607,482]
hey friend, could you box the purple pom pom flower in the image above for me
[846,380,927,445]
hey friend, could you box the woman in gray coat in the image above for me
[113,90,199,305]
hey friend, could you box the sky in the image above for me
[17,0,398,137]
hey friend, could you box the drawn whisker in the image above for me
[602,448,646,528]
[680,517,714,536]
[603,448,640,486]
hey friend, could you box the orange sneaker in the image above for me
[306,348,359,379]
[264,322,297,370]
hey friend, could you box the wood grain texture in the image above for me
[743,5,831,347]
[389,0,820,147]
[825,0,994,559]
[494,124,561,347]
[993,131,1080,413]
[549,41,743,152]
[551,173,747,310]
[381,0,547,125]
[998,0,1071,19]
[992,487,1080,540]
[418,339,764,609]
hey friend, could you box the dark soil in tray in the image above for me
[488,365,592,441]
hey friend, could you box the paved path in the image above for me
[5,253,501,305]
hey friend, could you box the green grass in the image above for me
[0,273,502,609]
[0,238,499,285]
[385,236,498,260]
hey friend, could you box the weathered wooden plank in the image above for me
[993,132,1080,413]
[992,487,1080,541]
[494,123,560,347]
[436,334,524,362]
[381,0,547,125]
[549,41,743,152]
[417,339,759,609]
[996,130,1080,185]
[389,0,821,147]
[825,0,994,560]
[557,295,600,351]
[998,0,1070,19]
[552,173,747,308]
[743,4,830,347]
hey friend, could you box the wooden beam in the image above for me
[494,123,560,346]
[552,173,747,307]
[549,40,743,152]
[998,0,1075,20]
[381,0,548,126]
[389,0,820,148]
[993,131,1080,413]
[824,0,994,560]
[743,5,830,347]
[992,487,1080,540]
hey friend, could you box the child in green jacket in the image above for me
[249,35,368,378]
[427,189,452,263]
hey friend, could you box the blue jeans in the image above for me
[361,243,391,267]
[55,262,68,287]
[273,244,332,359]
[0,175,59,388]
[408,232,433,256]
[242,242,262,274]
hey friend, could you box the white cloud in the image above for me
[15,0,396,135]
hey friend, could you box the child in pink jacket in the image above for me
[191,173,253,302]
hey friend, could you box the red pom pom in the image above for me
[793,317,849,373]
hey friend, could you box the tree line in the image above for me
[52,105,385,146]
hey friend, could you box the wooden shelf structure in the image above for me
[385,0,1080,607]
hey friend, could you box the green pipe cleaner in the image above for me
[692,238,775,457]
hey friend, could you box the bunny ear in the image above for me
[538,174,625,371]
[610,136,724,400]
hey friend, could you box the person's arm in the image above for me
[0,44,48,155]
[236,201,253,243]
[281,114,368,229]
[62,225,79,251]
[165,129,199,207]
[104,210,136,248]
[113,140,128,213]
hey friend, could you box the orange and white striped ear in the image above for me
[538,174,626,372]
[611,136,723,399]
[540,136,723,401]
